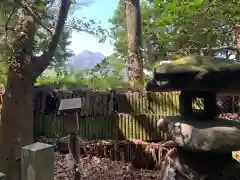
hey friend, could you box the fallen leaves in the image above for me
[52,138,240,180]
[218,113,240,120]
[54,153,166,180]
[53,140,199,180]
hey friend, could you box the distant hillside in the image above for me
[68,50,105,72]
[67,50,152,79]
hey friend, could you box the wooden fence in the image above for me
[34,87,180,116]
[34,113,168,141]
[33,87,240,141]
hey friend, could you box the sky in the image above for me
[69,0,118,56]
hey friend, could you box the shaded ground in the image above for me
[42,138,240,180]
[54,153,164,180]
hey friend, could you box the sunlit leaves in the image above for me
[70,17,107,43]
[110,0,240,74]
[0,0,108,79]
[153,0,240,55]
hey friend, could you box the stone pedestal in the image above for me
[0,173,6,180]
[21,142,54,180]
[157,116,240,152]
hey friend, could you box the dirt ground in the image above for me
[47,137,240,180]
[53,148,240,180]
[54,153,165,180]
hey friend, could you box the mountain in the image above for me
[68,50,105,72]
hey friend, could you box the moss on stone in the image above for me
[154,55,240,73]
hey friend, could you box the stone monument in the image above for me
[21,142,54,180]
[146,55,240,152]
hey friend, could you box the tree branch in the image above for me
[31,0,71,78]
[5,7,16,33]
[19,1,52,35]
[3,0,52,34]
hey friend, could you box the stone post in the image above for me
[21,142,54,180]
[0,173,6,180]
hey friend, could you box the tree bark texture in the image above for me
[0,69,34,180]
[125,0,144,88]
[0,0,71,179]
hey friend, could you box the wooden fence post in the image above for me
[0,173,6,180]
[21,142,54,180]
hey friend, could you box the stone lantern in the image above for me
[146,55,240,152]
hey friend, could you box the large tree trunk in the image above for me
[125,0,144,88]
[0,68,34,180]
[0,1,71,179]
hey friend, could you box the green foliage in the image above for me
[36,74,84,88]
[109,0,127,59]
[34,0,108,75]
[71,17,108,43]
[152,0,234,51]
[52,30,74,75]
[36,54,128,90]
[0,0,108,79]
[0,62,8,85]
[85,54,125,76]
[36,73,127,90]
[110,0,240,72]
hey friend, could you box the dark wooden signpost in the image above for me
[58,98,82,132]
[58,97,82,180]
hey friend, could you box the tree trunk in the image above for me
[0,1,70,179]
[0,68,34,180]
[233,25,240,61]
[125,0,144,88]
